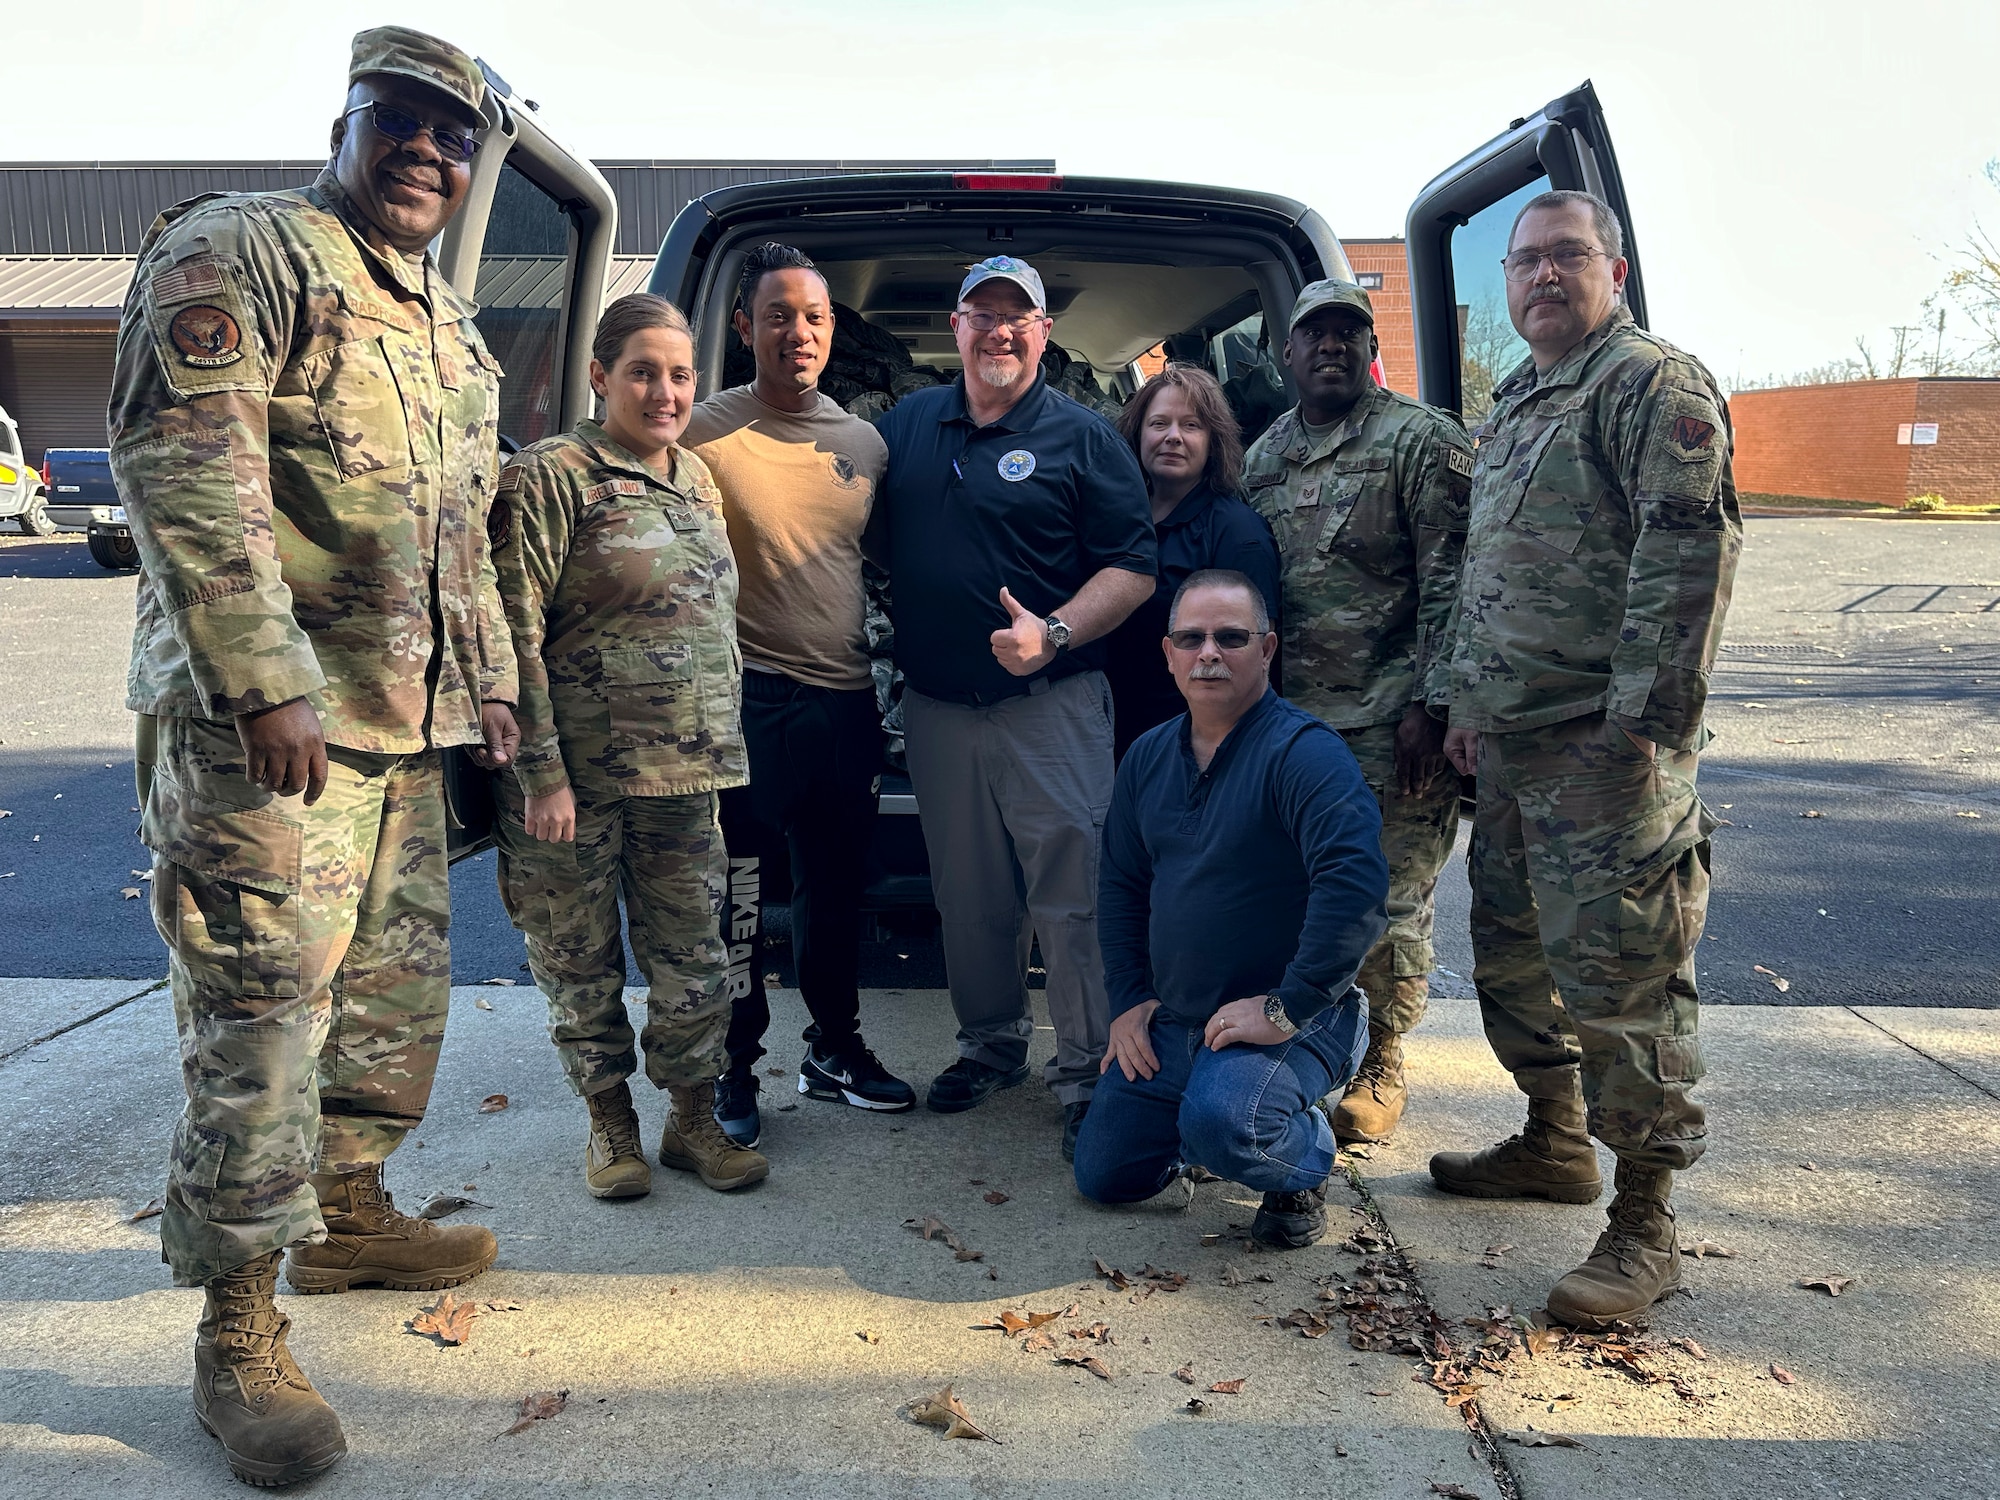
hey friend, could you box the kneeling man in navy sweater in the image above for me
[1073,568,1388,1248]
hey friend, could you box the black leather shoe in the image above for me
[1251,1184,1328,1249]
[925,1057,1031,1113]
[1061,1100,1090,1163]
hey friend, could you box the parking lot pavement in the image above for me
[4,978,1995,1499]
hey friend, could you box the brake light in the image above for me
[953,174,1062,191]
[40,461,50,487]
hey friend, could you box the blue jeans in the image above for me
[1072,990,1368,1203]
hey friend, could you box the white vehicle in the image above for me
[0,406,55,535]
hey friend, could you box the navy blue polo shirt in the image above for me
[1099,688,1388,1027]
[872,376,1155,705]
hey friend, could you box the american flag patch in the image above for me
[151,259,225,305]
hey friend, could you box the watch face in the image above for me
[1044,617,1071,647]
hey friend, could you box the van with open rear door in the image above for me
[439,80,1649,888]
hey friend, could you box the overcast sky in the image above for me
[14,0,1996,382]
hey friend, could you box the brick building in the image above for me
[1728,377,2000,507]
[1341,239,1416,397]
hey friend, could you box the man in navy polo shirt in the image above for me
[1074,569,1386,1248]
[871,255,1156,1159]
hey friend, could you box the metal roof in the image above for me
[458,256,655,309]
[0,256,135,314]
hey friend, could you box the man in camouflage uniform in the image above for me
[112,27,516,1484]
[491,388,764,1199]
[1242,280,1471,1143]
[1434,190,1740,1328]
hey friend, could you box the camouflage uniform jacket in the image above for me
[495,420,746,800]
[1242,384,1472,729]
[1447,307,1741,750]
[110,167,516,751]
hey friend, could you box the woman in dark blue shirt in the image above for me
[1103,364,1281,759]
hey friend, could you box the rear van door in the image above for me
[1403,80,1646,425]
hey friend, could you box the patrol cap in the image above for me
[348,26,485,123]
[1289,278,1375,331]
[958,255,1047,311]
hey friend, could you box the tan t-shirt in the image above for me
[684,385,887,690]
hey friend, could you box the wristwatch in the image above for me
[1261,995,1297,1036]
[1042,614,1073,653]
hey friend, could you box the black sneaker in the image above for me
[713,1070,762,1149]
[799,1042,916,1113]
[1251,1184,1328,1249]
[1061,1100,1090,1163]
[925,1057,1032,1114]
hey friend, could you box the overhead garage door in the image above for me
[0,333,117,464]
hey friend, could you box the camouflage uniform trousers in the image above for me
[495,778,730,1096]
[1340,720,1463,1034]
[140,713,452,1287]
[1468,712,1715,1172]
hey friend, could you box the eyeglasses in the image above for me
[956,309,1047,334]
[344,102,481,163]
[1167,628,1266,652]
[1501,244,1605,282]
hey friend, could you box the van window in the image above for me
[473,161,579,448]
[1449,177,1541,424]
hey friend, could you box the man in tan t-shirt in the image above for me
[684,242,912,1147]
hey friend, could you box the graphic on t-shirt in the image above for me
[997,449,1037,483]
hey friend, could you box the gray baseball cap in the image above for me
[1289,278,1375,330]
[958,255,1046,310]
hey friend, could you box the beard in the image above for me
[974,352,1025,389]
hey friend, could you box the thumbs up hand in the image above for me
[990,586,1056,676]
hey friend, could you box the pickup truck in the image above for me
[42,447,143,569]
[0,406,55,535]
[392,75,1650,877]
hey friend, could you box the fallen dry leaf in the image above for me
[418,1194,489,1221]
[1479,1242,1513,1268]
[482,977,518,986]
[1184,1397,1208,1415]
[119,886,143,899]
[1671,1336,1708,1360]
[1091,1255,1131,1290]
[1770,1363,1796,1386]
[1799,1275,1854,1296]
[483,1300,524,1313]
[1430,1485,1482,1499]
[1443,1382,1485,1408]
[971,1309,1061,1336]
[1504,1428,1584,1449]
[1220,1264,1245,1287]
[1055,1354,1112,1380]
[982,1190,1011,1206]
[1956,810,1982,819]
[1801,809,1824,819]
[908,1214,984,1263]
[410,1292,477,1346]
[1021,1328,1058,1354]
[907,1384,997,1441]
[1753,964,1792,993]
[1681,1239,1737,1260]
[498,1388,568,1437]
[475,997,494,1010]
[1525,1324,1559,1357]
[856,1329,881,1344]
[478,1094,509,1113]
[1207,1378,1246,1394]
[954,1246,986,1262]
[1070,1322,1113,1345]
[1173,1362,1196,1384]
[127,1197,164,1223]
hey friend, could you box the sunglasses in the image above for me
[345,102,481,163]
[1167,628,1266,652]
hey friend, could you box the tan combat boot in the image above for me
[285,1162,497,1294]
[194,1251,347,1486]
[584,1080,652,1199]
[1546,1162,1682,1328]
[1331,1024,1409,1143]
[1429,1092,1604,1204]
[659,1080,770,1190]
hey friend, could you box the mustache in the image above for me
[1526,285,1568,306]
[1188,662,1233,681]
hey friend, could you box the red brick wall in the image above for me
[1727,380,1918,503]
[1909,380,2000,505]
[1342,240,1416,397]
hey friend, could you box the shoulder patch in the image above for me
[1445,447,1475,478]
[497,464,524,496]
[1640,387,1728,505]
[150,258,226,307]
[167,305,244,368]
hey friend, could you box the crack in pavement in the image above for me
[1845,1006,2000,1103]
[0,977,166,1065]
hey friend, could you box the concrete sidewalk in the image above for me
[0,979,1994,1498]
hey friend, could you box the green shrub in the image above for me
[1904,493,1945,512]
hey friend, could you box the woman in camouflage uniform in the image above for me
[493,293,766,1200]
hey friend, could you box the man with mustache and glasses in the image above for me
[1240,280,1474,1147]
[1434,190,1740,1329]
[869,256,1155,1161]
[110,26,515,1484]
[1073,570,1387,1250]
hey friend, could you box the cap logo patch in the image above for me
[1671,415,1716,453]
[168,305,243,368]
[997,449,1036,483]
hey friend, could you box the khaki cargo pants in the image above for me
[1468,712,1715,1172]
[139,713,452,1287]
[1339,720,1463,1035]
[494,780,730,1096]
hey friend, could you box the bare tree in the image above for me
[1459,294,1527,424]
[1940,160,2000,364]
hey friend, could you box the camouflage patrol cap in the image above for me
[1289,278,1374,330]
[349,26,485,122]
